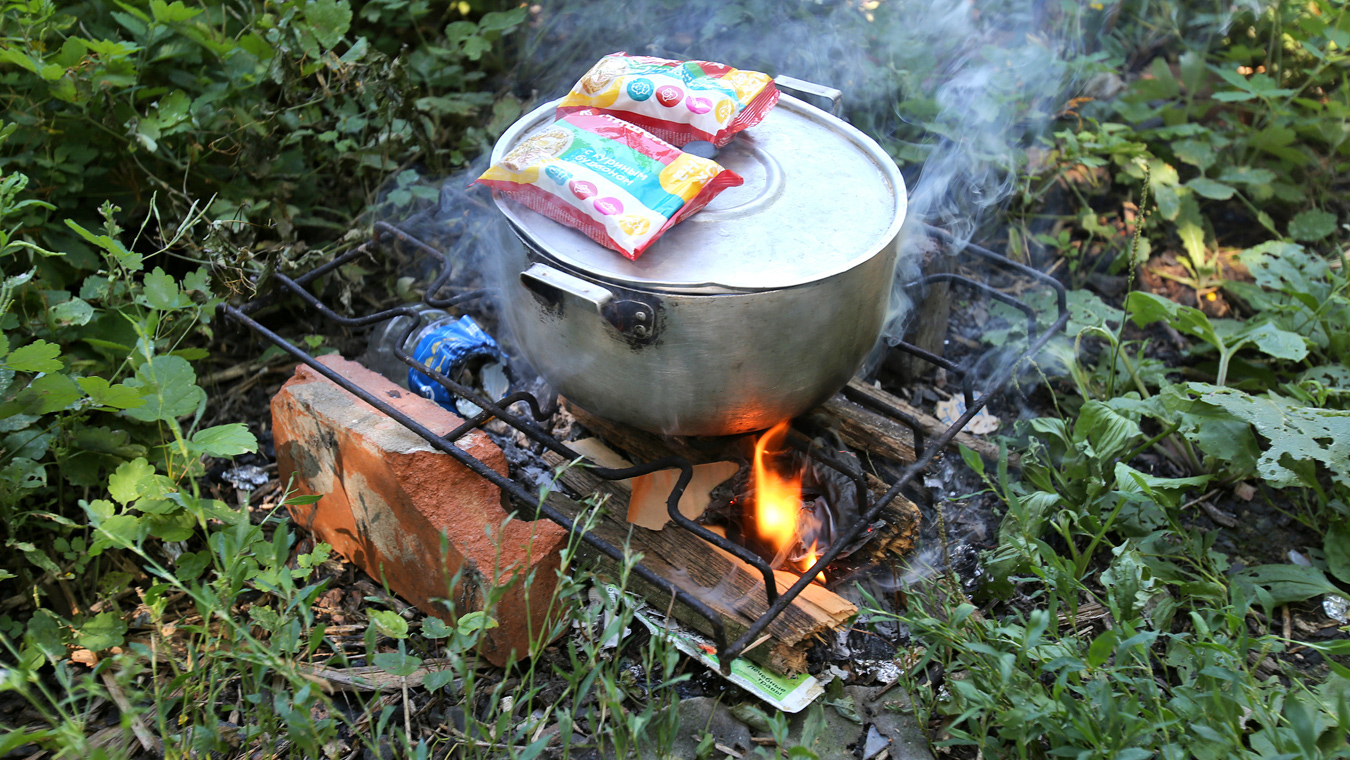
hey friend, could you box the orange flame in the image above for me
[752,420,802,554]
[752,421,823,580]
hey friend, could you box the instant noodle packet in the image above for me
[557,53,779,148]
[476,110,742,260]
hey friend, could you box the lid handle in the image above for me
[774,75,843,116]
[521,263,612,313]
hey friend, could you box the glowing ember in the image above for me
[751,421,824,580]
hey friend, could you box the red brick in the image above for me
[271,355,568,666]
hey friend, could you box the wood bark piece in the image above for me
[886,234,951,382]
[628,461,741,530]
[542,448,855,675]
[817,395,916,464]
[844,378,1008,464]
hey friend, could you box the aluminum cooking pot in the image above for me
[488,79,907,436]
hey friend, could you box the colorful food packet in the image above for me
[476,110,742,260]
[556,53,779,148]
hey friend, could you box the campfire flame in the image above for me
[751,421,824,580]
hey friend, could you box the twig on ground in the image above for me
[1180,489,1238,528]
[101,672,162,757]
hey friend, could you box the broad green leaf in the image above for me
[1218,166,1276,186]
[304,0,352,49]
[1325,522,1350,585]
[1235,322,1308,362]
[76,376,146,409]
[190,424,257,457]
[17,545,61,576]
[109,458,159,504]
[423,669,456,693]
[5,430,51,461]
[1087,629,1118,668]
[477,7,527,33]
[141,267,181,309]
[25,610,66,662]
[123,355,205,422]
[373,650,422,677]
[1172,139,1214,170]
[1114,463,1212,502]
[1211,90,1257,102]
[1126,292,1220,349]
[154,90,190,127]
[83,499,115,524]
[1175,195,1207,267]
[1188,384,1350,489]
[1186,178,1235,200]
[6,341,63,373]
[77,611,128,651]
[1073,400,1142,460]
[461,35,491,61]
[50,298,94,327]
[175,551,212,582]
[0,49,39,73]
[455,610,498,635]
[421,617,452,638]
[27,373,82,413]
[144,511,194,541]
[369,609,408,639]
[1241,564,1343,606]
[1288,209,1337,242]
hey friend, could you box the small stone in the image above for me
[1325,594,1349,624]
[221,464,270,491]
[863,724,891,759]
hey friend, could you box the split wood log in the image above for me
[842,378,1010,464]
[563,400,922,562]
[541,449,853,675]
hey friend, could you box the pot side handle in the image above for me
[520,263,613,313]
[774,75,842,116]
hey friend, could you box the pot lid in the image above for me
[489,91,907,294]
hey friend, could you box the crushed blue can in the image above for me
[407,315,510,417]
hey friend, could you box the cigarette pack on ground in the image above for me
[557,53,779,148]
[476,110,742,260]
